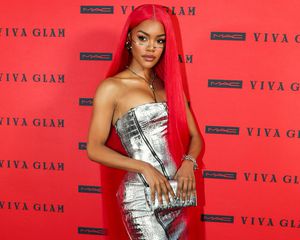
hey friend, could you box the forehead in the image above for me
[132,19,165,35]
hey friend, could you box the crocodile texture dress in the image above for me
[114,101,188,240]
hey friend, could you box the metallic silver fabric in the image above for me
[114,102,187,240]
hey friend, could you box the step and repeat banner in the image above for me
[1,1,299,239]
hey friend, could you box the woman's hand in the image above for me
[174,160,196,202]
[141,163,175,205]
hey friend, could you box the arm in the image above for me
[183,93,203,163]
[174,93,203,201]
[86,78,148,173]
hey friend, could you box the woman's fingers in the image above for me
[150,185,156,204]
[161,181,171,204]
[181,178,189,201]
[176,178,183,200]
[176,177,195,201]
[154,178,169,205]
[165,181,175,200]
[187,178,193,201]
[192,176,196,197]
[156,183,163,205]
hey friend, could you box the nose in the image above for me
[146,41,156,51]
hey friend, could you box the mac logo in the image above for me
[205,126,240,135]
[203,170,237,180]
[78,185,102,194]
[79,98,93,106]
[201,214,234,223]
[78,227,107,235]
[80,52,112,61]
[211,32,246,41]
[208,79,243,89]
[80,6,114,14]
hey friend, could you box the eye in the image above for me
[157,39,166,44]
[137,35,147,41]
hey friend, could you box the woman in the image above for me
[87,4,204,240]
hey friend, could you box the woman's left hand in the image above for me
[174,160,196,202]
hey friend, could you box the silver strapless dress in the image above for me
[114,102,187,240]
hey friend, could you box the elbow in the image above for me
[86,141,106,165]
[86,142,96,161]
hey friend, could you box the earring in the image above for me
[125,40,132,51]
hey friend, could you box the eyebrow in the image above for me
[137,30,166,37]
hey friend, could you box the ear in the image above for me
[127,31,132,40]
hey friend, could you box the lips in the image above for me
[142,54,156,61]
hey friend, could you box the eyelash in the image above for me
[137,36,165,44]
[137,36,147,41]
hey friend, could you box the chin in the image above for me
[141,60,159,69]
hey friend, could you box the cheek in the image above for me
[131,45,144,55]
[156,49,164,58]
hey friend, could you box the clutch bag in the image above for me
[144,179,197,211]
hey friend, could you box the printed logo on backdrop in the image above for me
[0,73,64,84]
[78,227,107,235]
[120,5,196,16]
[80,52,112,61]
[210,31,300,43]
[201,214,234,223]
[80,6,114,14]
[208,79,300,92]
[79,142,87,150]
[249,81,300,91]
[247,127,300,138]
[0,117,64,127]
[254,32,300,43]
[205,126,239,135]
[202,214,300,228]
[78,185,102,194]
[80,5,196,16]
[241,216,300,228]
[0,160,64,171]
[0,28,65,38]
[0,201,64,213]
[244,172,299,184]
[205,125,300,139]
[203,170,236,180]
[204,170,299,184]
[211,32,246,41]
[178,54,193,64]
[79,98,93,106]
[208,79,242,89]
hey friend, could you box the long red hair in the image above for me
[105,4,190,167]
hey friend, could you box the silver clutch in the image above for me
[144,179,197,211]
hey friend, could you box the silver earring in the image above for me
[125,41,132,51]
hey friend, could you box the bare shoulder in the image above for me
[93,76,124,106]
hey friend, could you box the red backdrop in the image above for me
[1,1,299,239]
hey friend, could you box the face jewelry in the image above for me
[127,31,165,50]
[125,65,156,92]
[131,37,165,49]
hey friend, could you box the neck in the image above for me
[127,62,152,80]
